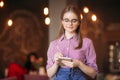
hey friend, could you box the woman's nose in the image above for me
[68,21,73,25]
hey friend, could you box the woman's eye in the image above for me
[64,19,69,22]
[63,18,79,23]
[72,19,78,23]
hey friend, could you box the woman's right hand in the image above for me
[54,52,63,65]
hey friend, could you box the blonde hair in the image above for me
[56,5,82,49]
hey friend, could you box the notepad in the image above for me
[58,57,72,61]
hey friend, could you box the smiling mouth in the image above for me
[67,27,73,29]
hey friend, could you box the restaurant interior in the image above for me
[0,0,120,80]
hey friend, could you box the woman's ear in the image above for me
[61,20,64,25]
[79,20,81,26]
[77,22,81,27]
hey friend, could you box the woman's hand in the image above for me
[54,52,63,65]
[60,59,81,68]
[47,52,63,78]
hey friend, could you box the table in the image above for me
[0,77,17,80]
[24,74,49,80]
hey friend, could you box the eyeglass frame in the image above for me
[62,18,80,24]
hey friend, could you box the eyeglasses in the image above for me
[62,18,79,23]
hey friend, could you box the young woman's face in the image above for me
[62,11,80,34]
[30,55,36,63]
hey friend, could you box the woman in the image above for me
[46,5,98,80]
[25,52,39,74]
[7,63,27,80]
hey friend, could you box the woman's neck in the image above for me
[65,32,75,39]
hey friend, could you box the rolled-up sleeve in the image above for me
[85,40,98,73]
[46,42,55,70]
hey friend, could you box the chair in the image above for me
[24,74,49,80]
[0,77,17,80]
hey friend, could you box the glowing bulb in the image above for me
[83,6,89,13]
[8,19,13,27]
[45,17,50,25]
[44,7,49,15]
[80,14,83,20]
[0,1,4,8]
[91,14,97,22]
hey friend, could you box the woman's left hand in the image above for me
[60,59,80,68]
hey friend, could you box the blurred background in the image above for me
[0,0,120,80]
